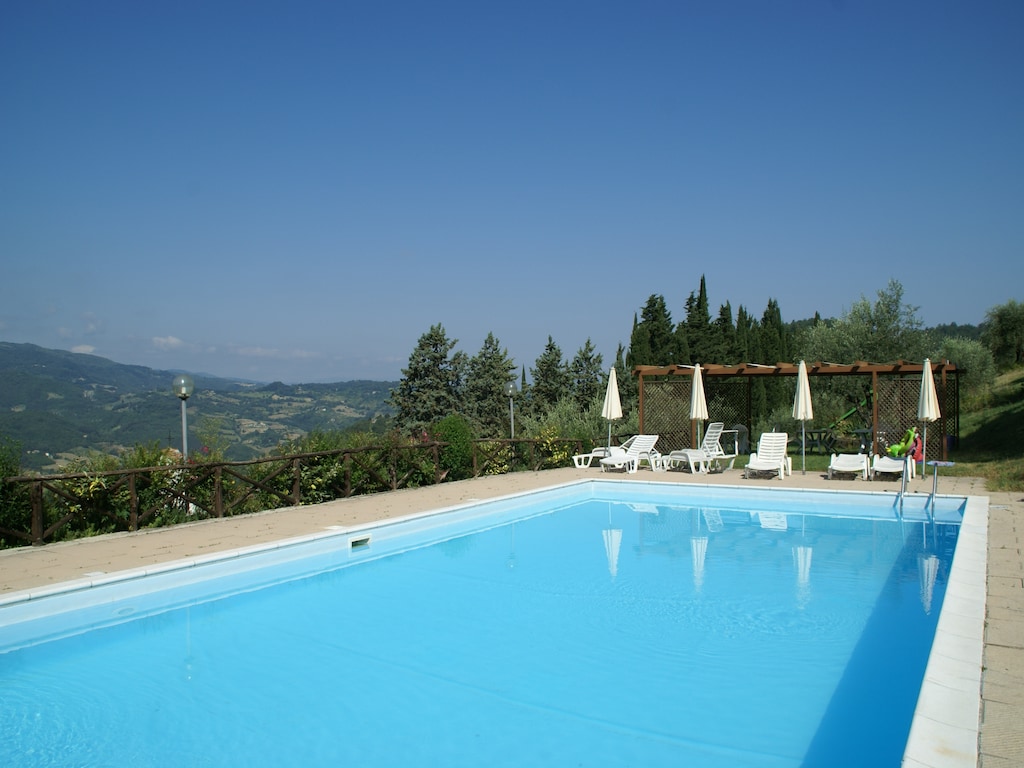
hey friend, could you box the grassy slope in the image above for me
[955,368,1024,492]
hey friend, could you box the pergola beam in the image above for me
[634,361,957,378]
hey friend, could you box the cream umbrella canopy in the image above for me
[690,364,709,447]
[793,544,813,609]
[918,553,940,614]
[918,359,940,479]
[601,367,623,450]
[792,361,814,474]
[602,502,622,580]
[602,528,622,580]
[691,536,708,592]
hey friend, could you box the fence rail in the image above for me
[0,438,587,548]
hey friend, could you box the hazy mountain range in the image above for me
[0,342,397,472]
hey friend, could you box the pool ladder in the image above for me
[895,458,910,516]
[894,459,934,523]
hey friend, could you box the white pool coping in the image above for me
[902,492,987,768]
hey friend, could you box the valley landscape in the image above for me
[0,343,396,472]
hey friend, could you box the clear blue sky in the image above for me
[2,1,1021,384]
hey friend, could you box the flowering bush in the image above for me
[535,425,573,468]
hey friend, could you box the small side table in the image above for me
[927,460,955,497]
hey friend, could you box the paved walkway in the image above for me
[0,466,1020,767]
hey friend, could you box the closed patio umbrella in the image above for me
[598,368,622,450]
[691,364,709,447]
[601,366,623,450]
[792,361,814,474]
[917,358,940,479]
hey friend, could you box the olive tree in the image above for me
[982,299,1024,370]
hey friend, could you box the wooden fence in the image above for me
[0,438,586,548]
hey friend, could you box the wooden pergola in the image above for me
[634,360,960,460]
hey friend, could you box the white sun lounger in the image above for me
[571,446,612,468]
[871,454,915,480]
[828,453,869,480]
[600,434,661,474]
[666,422,737,473]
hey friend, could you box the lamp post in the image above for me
[505,381,517,439]
[172,374,195,459]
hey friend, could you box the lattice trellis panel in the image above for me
[641,377,750,454]
[874,374,952,462]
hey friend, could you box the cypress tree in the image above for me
[684,275,714,364]
[758,298,790,412]
[641,294,678,364]
[712,301,737,364]
[626,313,652,370]
[614,343,637,404]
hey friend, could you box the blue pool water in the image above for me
[0,482,967,767]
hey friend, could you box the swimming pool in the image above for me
[0,480,986,767]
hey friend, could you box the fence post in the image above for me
[30,481,44,545]
[390,445,398,491]
[291,459,302,506]
[344,452,352,497]
[214,466,224,517]
[129,472,138,532]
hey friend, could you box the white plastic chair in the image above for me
[744,433,791,479]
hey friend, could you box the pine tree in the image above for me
[389,324,467,433]
[568,339,604,410]
[464,332,516,437]
[531,336,570,411]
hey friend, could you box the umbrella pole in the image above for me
[802,422,806,474]
[922,424,928,480]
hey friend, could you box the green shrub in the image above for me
[433,414,474,481]
[0,435,30,548]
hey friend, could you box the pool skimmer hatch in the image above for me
[348,534,372,552]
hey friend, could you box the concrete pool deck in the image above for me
[0,465,1020,767]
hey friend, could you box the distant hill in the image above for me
[0,343,397,472]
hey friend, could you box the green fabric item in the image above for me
[887,427,917,457]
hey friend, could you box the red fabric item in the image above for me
[910,435,924,461]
